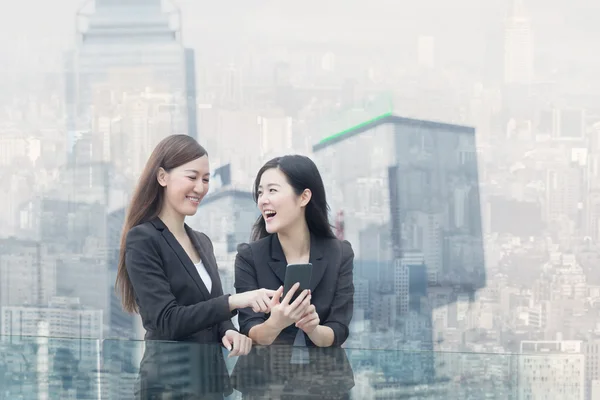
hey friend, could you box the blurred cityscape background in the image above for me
[1,0,600,398]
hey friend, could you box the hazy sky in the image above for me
[0,0,597,74]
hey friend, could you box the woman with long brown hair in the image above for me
[116,134,276,400]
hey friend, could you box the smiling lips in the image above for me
[264,210,276,221]
[186,196,200,205]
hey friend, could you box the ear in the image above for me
[157,167,168,187]
[299,189,312,208]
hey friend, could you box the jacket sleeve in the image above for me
[233,243,267,336]
[125,226,235,340]
[322,240,355,346]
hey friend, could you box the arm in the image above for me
[308,240,354,347]
[125,227,235,340]
[234,244,283,345]
[218,302,237,340]
[200,233,238,339]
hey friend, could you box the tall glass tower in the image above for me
[65,0,198,157]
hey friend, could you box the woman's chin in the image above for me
[179,206,199,217]
[265,222,278,234]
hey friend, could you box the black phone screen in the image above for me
[283,263,313,302]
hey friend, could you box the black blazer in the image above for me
[234,233,354,346]
[125,217,236,397]
[231,233,355,396]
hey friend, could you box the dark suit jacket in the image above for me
[231,233,355,395]
[125,217,237,397]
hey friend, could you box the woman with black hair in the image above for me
[232,155,355,399]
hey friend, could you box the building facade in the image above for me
[65,0,198,161]
[313,114,486,360]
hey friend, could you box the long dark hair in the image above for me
[251,155,336,242]
[116,134,208,313]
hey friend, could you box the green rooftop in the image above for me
[317,111,393,145]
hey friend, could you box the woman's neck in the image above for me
[158,207,186,238]
[278,221,311,263]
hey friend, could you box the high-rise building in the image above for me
[313,111,486,339]
[503,0,534,85]
[2,298,104,398]
[1,297,103,367]
[313,113,485,294]
[0,238,57,310]
[518,340,585,400]
[65,0,198,158]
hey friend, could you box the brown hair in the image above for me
[115,134,208,313]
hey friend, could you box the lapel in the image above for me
[186,224,222,294]
[268,233,328,292]
[151,218,212,299]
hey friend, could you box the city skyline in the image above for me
[1,0,600,398]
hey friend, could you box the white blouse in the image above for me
[194,260,212,293]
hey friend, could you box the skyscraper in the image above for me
[65,0,198,158]
[503,0,534,85]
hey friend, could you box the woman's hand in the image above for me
[268,283,311,331]
[295,305,320,334]
[222,330,252,357]
[229,288,277,313]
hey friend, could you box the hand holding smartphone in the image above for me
[283,263,313,302]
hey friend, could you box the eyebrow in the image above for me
[185,169,210,177]
[258,183,281,188]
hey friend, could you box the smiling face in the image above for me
[157,155,210,218]
[256,167,311,235]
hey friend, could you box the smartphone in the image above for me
[283,263,313,302]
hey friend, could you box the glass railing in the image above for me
[1,334,584,399]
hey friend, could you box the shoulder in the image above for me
[331,239,354,273]
[320,237,354,258]
[340,239,354,255]
[236,235,271,261]
[125,221,160,248]
[340,240,354,263]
